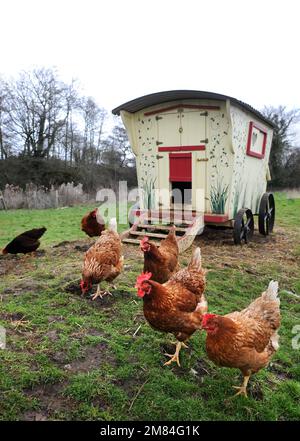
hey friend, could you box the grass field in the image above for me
[0,193,299,421]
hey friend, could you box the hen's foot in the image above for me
[232,375,250,398]
[232,386,248,397]
[164,341,185,367]
[91,289,113,300]
[164,353,180,367]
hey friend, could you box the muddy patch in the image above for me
[0,311,26,321]
[1,279,46,297]
[268,362,294,380]
[192,358,214,379]
[74,244,90,252]
[23,381,75,421]
[52,241,73,248]
[64,280,131,307]
[63,342,116,373]
[64,280,82,295]
[249,382,264,400]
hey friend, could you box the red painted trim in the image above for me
[144,104,220,116]
[246,121,267,159]
[204,214,229,223]
[169,153,192,158]
[169,153,192,182]
[158,145,206,152]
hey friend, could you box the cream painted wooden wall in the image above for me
[121,99,273,218]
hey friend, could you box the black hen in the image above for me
[2,227,47,255]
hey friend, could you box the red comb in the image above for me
[135,272,152,287]
[140,236,149,244]
[135,272,152,298]
[201,313,216,326]
[135,273,152,288]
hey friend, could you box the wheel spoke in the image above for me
[245,218,252,229]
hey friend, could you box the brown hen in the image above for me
[80,218,123,300]
[81,207,105,237]
[2,227,47,255]
[136,247,207,366]
[140,225,179,283]
[202,280,280,397]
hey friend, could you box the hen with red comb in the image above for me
[135,272,152,297]
[136,246,207,367]
[201,281,280,397]
[140,226,179,284]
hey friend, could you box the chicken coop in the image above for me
[112,90,275,250]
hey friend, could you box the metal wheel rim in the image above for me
[234,208,254,245]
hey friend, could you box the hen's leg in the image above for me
[232,375,250,397]
[91,284,104,300]
[164,341,186,367]
[102,289,113,297]
[168,340,189,349]
[91,284,114,300]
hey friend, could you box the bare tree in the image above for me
[105,123,133,167]
[80,97,108,163]
[262,106,300,186]
[3,68,77,158]
[0,78,6,159]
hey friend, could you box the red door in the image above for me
[169,153,192,182]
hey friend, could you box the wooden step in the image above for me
[122,238,142,245]
[137,224,187,232]
[142,216,194,225]
[130,231,169,239]
[122,237,161,246]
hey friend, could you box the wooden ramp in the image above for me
[121,209,204,253]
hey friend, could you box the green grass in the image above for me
[0,194,299,421]
[0,204,130,249]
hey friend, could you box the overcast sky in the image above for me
[1,0,299,143]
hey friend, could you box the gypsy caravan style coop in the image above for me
[112,91,275,251]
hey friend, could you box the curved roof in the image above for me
[112,90,274,128]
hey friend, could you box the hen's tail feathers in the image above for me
[195,296,208,316]
[188,247,202,271]
[168,225,176,236]
[264,280,280,304]
[95,208,105,225]
[270,330,280,351]
[108,218,118,232]
[23,227,47,240]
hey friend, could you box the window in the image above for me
[246,121,267,159]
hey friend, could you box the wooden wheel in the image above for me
[233,208,254,245]
[258,193,275,235]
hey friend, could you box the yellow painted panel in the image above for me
[181,111,206,146]
[157,153,170,209]
[192,150,206,212]
[157,112,181,146]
